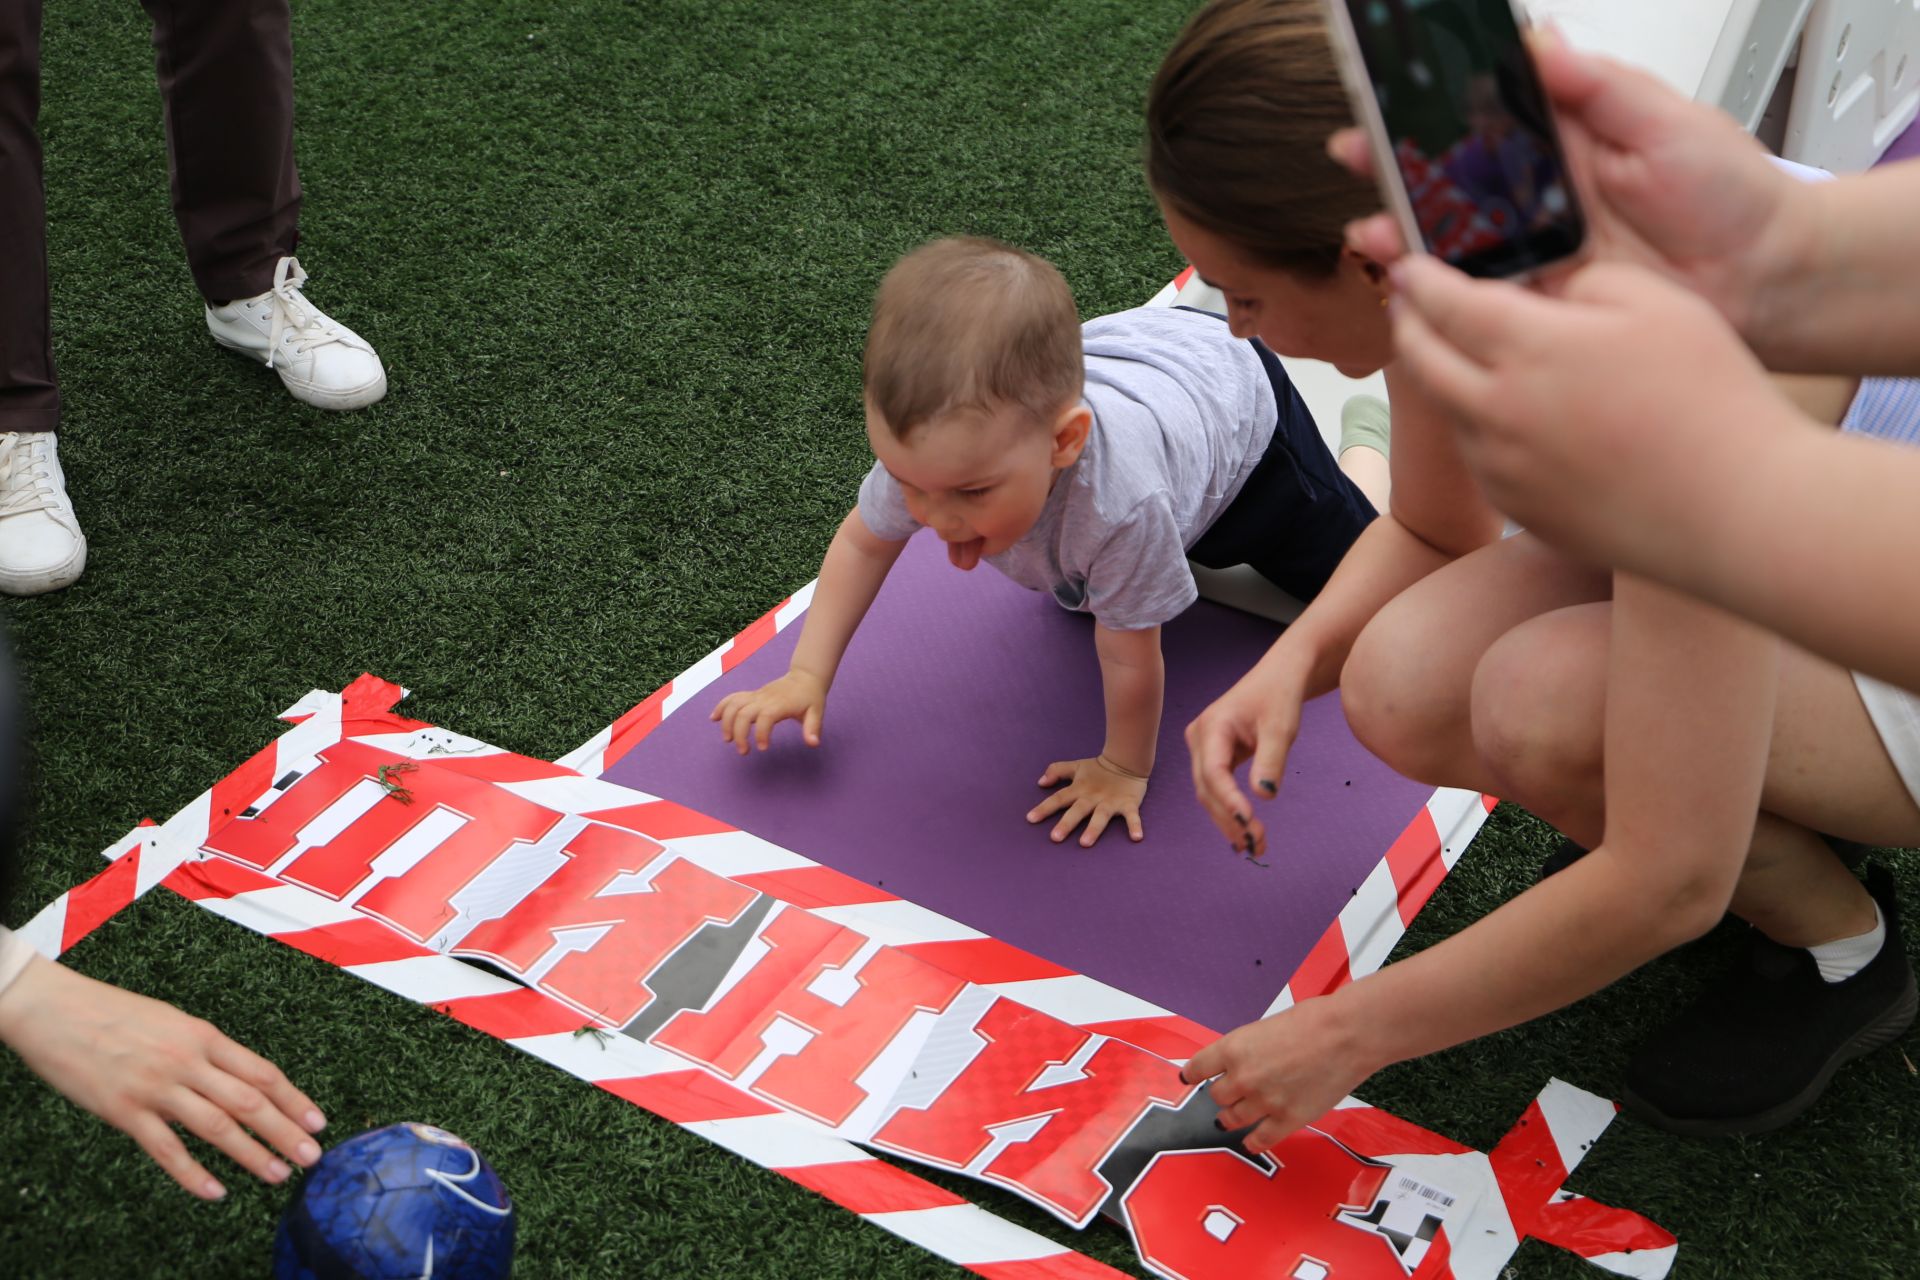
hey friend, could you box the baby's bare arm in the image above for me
[713,508,905,751]
[1093,623,1163,778]
[1026,624,1164,848]
[788,508,906,688]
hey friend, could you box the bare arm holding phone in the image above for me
[1345,35,1920,373]
[1341,33,1920,691]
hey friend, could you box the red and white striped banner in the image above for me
[24,676,1672,1278]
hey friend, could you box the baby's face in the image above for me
[866,400,1065,569]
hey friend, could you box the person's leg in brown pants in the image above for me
[0,0,308,429]
[148,0,385,411]
[0,0,384,596]
[141,0,302,305]
[0,0,58,435]
[0,0,83,596]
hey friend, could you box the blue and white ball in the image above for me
[273,1122,515,1280]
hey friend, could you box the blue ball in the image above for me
[273,1123,515,1280]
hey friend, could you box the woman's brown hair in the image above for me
[1146,0,1381,278]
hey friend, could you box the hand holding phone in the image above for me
[1323,0,1586,279]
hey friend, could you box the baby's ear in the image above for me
[1050,405,1093,467]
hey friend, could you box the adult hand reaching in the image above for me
[0,953,326,1200]
[1181,996,1372,1155]
[1185,659,1306,861]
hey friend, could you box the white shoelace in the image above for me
[0,434,59,520]
[262,256,372,370]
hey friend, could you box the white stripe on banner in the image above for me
[1586,1244,1678,1279]
[16,894,67,960]
[662,649,727,719]
[1340,859,1408,979]
[499,773,665,815]
[687,1113,874,1169]
[555,725,612,777]
[663,830,819,879]
[808,899,987,948]
[864,1203,1080,1265]
[1537,1077,1617,1179]
[194,884,366,935]
[344,955,521,1004]
[1429,787,1491,869]
[988,974,1169,1026]
[775,581,818,629]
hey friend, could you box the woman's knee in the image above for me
[1470,606,1610,807]
[1342,596,1473,783]
[1342,535,1608,786]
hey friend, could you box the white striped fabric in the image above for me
[1842,378,1920,447]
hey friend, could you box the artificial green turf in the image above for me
[3,1,1918,1276]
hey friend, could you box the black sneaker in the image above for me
[1622,864,1918,1136]
[1536,836,1589,883]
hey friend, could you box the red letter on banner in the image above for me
[453,824,757,1026]
[202,740,566,941]
[652,908,966,1126]
[872,998,1188,1224]
[204,739,400,870]
[1122,1139,1403,1279]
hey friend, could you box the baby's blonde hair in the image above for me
[864,237,1082,439]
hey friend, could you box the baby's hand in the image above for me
[1026,756,1148,848]
[711,670,827,754]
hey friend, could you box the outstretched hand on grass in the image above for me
[712,669,829,753]
[1026,755,1148,848]
[0,953,326,1200]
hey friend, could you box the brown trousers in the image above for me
[0,0,301,431]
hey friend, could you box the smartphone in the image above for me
[1323,0,1586,279]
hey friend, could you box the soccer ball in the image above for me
[273,1122,516,1280]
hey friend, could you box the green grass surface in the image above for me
[3,2,1918,1276]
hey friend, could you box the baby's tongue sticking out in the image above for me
[946,537,985,571]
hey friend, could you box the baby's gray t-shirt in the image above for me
[858,306,1277,630]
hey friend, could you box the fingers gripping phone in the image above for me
[1323,0,1586,279]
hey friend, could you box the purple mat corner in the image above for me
[1881,115,1920,167]
[605,535,1435,1032]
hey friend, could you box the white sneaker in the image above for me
[0,433,87,596]
[206,256,387,410]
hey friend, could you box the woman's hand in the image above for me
[1185,659,1306,860]
[1388,255,1800,571]
[0,954,325,1199]
[1182,994,1375,1155]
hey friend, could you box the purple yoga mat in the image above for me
[1882,115,1920,166]
[605,535,1436,1033]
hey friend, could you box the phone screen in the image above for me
[1342,0,1584,277]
